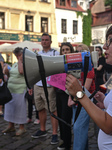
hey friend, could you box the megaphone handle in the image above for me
[72,56,89,124]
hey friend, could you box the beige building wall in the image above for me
[0,0,58,64]
[0,0,58,46]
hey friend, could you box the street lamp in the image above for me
[27,10,31,41]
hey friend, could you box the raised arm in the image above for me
[65,74,112,135]
[84,78,92,91]
[97,64,103,71]
[18,54,23,74]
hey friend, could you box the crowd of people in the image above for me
[0,25,112,150]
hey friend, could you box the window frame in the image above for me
[60,0,66,6]
[0,12,5,29]
[61,19,67,34]
[80,2,83,7]
[73,20,78,34]
[25,15,33,32]
[41,17,48,33]
[71,0,77,8]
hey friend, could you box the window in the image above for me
[25,15,33,32]
[41,0,47,2]
[0,12,5,29]
[61,19,67,33]
[80,2,83,7]
[60,0,66,6]
[41,17,48,33]
[71,0,77,8]
[73,20,77,34]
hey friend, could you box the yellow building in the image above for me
[0,0,58,64]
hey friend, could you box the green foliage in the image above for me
[82,9,92,46]
[76,11,83,18]
[76,9,92,46]
[105,0,112,8]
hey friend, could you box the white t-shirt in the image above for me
[36,49,59,87]
[98,89,112,150]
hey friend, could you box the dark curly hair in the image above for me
[60,42,74,55]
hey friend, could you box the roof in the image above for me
[56,1,86,12]
[92,9,112,26]
[91,0,105,14]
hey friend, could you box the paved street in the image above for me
[0,108,98,150]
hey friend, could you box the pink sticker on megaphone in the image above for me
[47,73,66,91]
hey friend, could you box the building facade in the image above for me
[0,0,59,63]
[55,0,87,48]
[78,0,89,10]
[0,0,58,47]
[0,0,91,63]
[90,0,112,46]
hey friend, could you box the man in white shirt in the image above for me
[31,33,59,145]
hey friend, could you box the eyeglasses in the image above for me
[106,38,112,47]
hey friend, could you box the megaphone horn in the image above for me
[23,48,93,89]
[23,48,65,88]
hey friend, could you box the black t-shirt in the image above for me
[104,63,112,73]
[96,56,105,78]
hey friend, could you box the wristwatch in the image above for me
[73,91,85,101]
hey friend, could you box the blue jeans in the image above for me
[72,105,90,150]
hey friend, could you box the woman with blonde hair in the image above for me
[76,44,89,52]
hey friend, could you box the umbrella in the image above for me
[0,43,11,47]
[0,40,42,53]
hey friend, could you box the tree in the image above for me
[105,0,112,8]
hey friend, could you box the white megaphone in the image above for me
[23,48,95,89]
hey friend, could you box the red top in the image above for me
[79,68,95,94]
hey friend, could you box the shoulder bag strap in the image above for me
[74,55,89,123]
[36,55,72,127]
